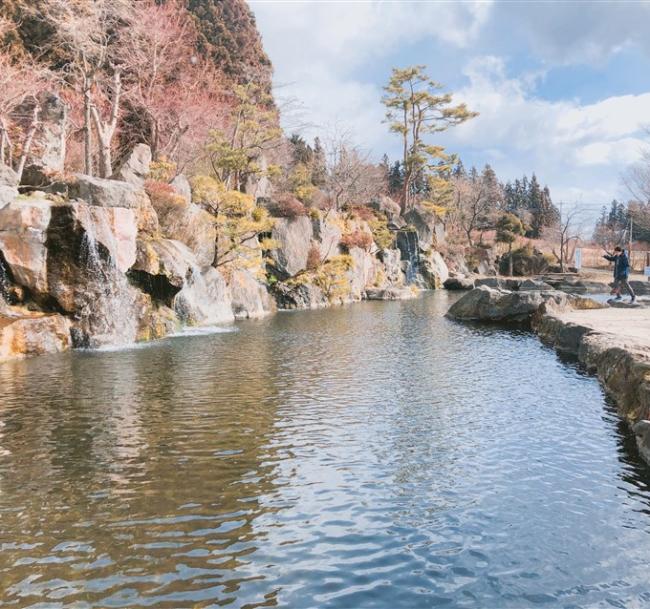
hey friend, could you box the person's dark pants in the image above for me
[614,276,635,298]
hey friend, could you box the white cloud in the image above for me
[251,0,491,148]
[441,56,650,207]
[249,1,650,217]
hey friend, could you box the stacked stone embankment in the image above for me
[448,285,650,463]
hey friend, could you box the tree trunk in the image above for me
[16,103,41,181]
[83,77,93,176]
[508,244,513,277]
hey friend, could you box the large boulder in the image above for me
[348,247,376,300]
[70,174,141,208]
[0,164,19,210]
[418,251,449,289]
[71,203,138,273]
[151,196,216,268]
[229,269,276,319]
[312,213,342,261]
[370,195,402,221]
[447,286,604,324]
[365,286,416,300]
[0,197,52,294]
[444,276,475,290]
[174,267,234,325]
[129,238,195,306]
[35,93,67,172]
[273,282,327,309]
[171,174,192,204]
[0,312,71,360]
[270,215,313,277]
[379,248,404,286]
[112,144,151,187]
[404,203,444,250]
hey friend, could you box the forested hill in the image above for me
[1,0,273,92]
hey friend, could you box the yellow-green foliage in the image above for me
[288,163,316,203]
[312,255,353,301]
[206,83,282,191]
[148,158,177,182]
[190,174,275,269]
[368,214,394,250]
[308,207,321,221]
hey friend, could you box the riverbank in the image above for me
[447,285,650,463]
[533,304,650,462]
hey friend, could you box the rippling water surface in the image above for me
[1,292,650,609]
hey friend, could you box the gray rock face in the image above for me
[543,276,609,294]
[444,276,475,290]
[404,204,442,250]
[174,267,234,325]
[0,312,71,360]
[171,174,192,204]
[71,174,142,209]
[365,286,416,300]
[273,282,327,309]
[475,277,522,291]
[348,247,375,300]
[35,93,67,172]
[229,269,276,319]
[447,286,569,323]
[112,144,152,187]
[519,279,554,291]
[129,238,195,306]
[370,195,402,220]
[0,164,19,210]
[0,197,52,294]
[312,214,342,261]
[379,249,403,285]
[152,197,216,269]
[418,251,449,289]
[270,216,313,277]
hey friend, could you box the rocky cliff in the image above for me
[0,146,451,360]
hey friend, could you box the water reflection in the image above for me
[1,292,650,608]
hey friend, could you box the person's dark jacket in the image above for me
[603,252,630,279]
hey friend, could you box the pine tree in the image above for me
[312,137,327,187]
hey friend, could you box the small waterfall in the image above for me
[396,230,420,285]
[0,256,10,312]
[76,211,139,348]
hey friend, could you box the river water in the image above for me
[1,292,650,609]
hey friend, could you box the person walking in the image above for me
[603,246,636,303]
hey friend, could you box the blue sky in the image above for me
[249,0,650,219]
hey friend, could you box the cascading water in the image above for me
[0,256,10,312]
[396,230,420,285]
[76,209,139,348]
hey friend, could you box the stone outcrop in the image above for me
[175,267,234,325]
[129,238,195,306]
[34,93,67,172]
[0,165,19,210]
[365,286,416,300]
[270,216,313,277]
[418,251,449,289]
[532,307,650,464]
[230,269,276,319]
[0,312,71,361]
[112,143,152,187]
[151,194,216,268]
[0,196,52,295]
[444,275,475,290]
[447,286,604,324]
